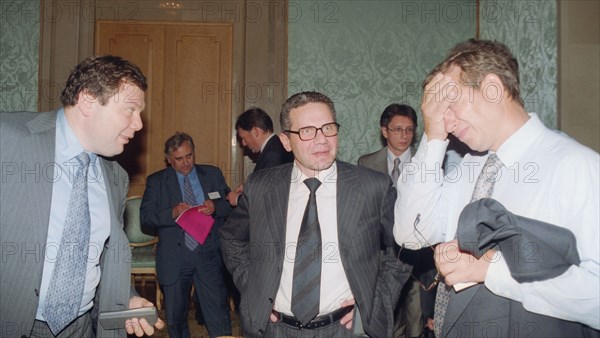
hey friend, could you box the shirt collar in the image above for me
[387,147,412,163]
[261,133,275,152]
[55,109,97,164]
[291,161,337,191]
[495,113,544,168]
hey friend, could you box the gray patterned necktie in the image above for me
[391,157,401,187]
[183,174,199,251]
[434,153,503,337]
[291,178,322,325]
[43,152,91,335]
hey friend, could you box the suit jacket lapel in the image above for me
[195,165,211,201]
[265,165,292,255]
[335,162,362,268]
[26,111,58,248]
[443,284,481,335]
[100,159,120,233]
[165,167,183,203]
[373,148,388,174]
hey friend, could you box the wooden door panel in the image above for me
[165,24,233,172]
[95,22,233,196]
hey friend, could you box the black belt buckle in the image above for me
[276,305,354,330]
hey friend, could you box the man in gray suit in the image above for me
[220,91,410,337]
[358,104,433,338]
[1,55,164,338]
[357,103,417,183]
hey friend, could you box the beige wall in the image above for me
[38,0,288,186]
[559,0,600,152]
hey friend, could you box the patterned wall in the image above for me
[288,1,475,163]
[288,0,559,163]
[480,0,557,128]
[0,0,40,112]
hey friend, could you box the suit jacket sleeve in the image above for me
[140,172,179,229]
[369,182,412,337]
[208,166,233,221]
[218,186,251,292]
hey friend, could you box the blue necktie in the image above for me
[434,153,503,337]
[291,178,322,325]
[183,175,200,251]
[43,152,91,335]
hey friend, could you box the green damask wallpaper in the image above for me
[480,0,557,128]
[288,0,476,163]
[288,0,559,163]
[0,0,40,112]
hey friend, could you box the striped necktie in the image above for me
[434,153,503,337]
[183,174,199,251]
[291,178,322,325]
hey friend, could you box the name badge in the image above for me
[208,191,221,199]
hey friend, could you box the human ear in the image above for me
[76,90,98,116]
[479,74,505,104]
[279,133,292,152]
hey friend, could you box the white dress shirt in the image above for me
[274,162,353,316]
[394,113,599,329]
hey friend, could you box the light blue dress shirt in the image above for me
[176,168,205,205]
[36,109,110,320]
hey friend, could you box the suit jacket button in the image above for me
[268,298,273,303]
[258,329,264,335]
[35,289,39,297]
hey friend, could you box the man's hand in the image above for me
[226,191,240,206]
[199,199,215,215]
[227,185,244,206]
[434,240,496,286]
[172,202,191,219]
[339,298,355,329]
[421,72,456,141]
[125,296,165,337]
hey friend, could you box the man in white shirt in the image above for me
[394,39,599,337]
[220,91,410,337]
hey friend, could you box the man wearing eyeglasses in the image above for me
[358,104,436,338]
[358,103,417,184]
[220,91,410,337]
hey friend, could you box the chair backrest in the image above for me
[124,197,156,245]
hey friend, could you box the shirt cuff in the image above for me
[484,251,524,302]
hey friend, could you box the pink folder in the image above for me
[175,206,215,245]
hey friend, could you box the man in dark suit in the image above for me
[227,107,294,206]
[140,132,232,338]
[236,107,293,171]
[220,91,410,337]
[0,55,163,337]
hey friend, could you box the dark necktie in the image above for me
[391,157,401,187]
[291,178,322,325]
[43,152,91,335]
[434,153,503,337]
[183,174,199,251]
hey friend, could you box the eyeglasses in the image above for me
[387,126,414,135]
[285,122,340,141]
[397,213,441,292]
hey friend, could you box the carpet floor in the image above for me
[131,279,242,338]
